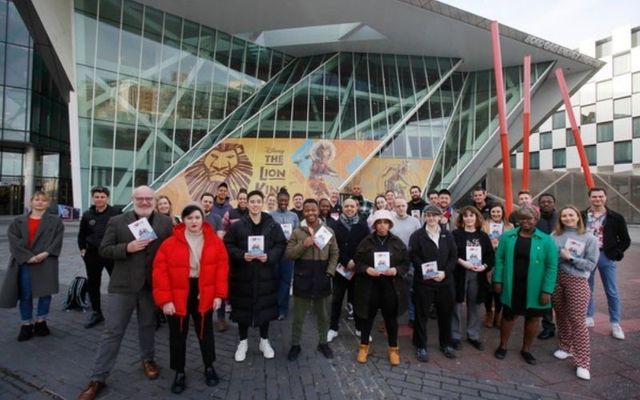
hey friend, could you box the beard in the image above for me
[134,205,154,218]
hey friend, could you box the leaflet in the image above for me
[336,263,354,280]
[128,217,157,240]
[248,235,265,256]
[489,222,503,239]
[466,245,482,266]
[421,261,439,280]
[374,252,390,273]
[411,210,421,220]
[313,225,333,250]
[280,223,292,240]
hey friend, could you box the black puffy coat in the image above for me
[223,213,286,326]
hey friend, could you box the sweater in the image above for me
[391,214,422,247]
[270,209,300,240]
[551,228,599,279]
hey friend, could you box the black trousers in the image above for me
[360,280,398,347]
[82,249,114,312]
[413,284,453,349]
[484,290,503,314]
[167,279,215,372]
[238,322,270,340]
[330,274,357,331]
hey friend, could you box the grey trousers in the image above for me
[451,271,481,341]
[91,290,156,381]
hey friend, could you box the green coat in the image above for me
[492,228,558,310]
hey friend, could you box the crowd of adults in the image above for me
[0,181,631,398]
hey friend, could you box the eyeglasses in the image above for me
[134,197,154,202]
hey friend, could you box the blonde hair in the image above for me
[31,191,50,202]
[554,205,586,235]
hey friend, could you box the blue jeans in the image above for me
[587,253,620,323]
[19,264,52,323]
[277,258,294,317]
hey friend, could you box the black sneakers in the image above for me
[85,311,105,329]
[34,321,50,336]
[171,372,186,394]
[204,366,219,387]
[287,345,301,361]
[317,343,334,359]
[17,324,34,341]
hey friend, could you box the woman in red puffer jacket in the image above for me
[153,204,229,394]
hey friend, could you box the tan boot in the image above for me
[357,344,369,363]
[484,310,494,328]
[388,346,400,366]
[493,311,502,329]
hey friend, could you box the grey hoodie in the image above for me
[551,228,599,279]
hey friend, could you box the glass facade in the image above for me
[0,0,70,214]
[75,0,291,205]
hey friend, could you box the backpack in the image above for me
[63,276,90,310]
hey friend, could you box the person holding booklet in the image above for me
[408,205,458,362]
[152,204,229,393]
[223,190,286,362]
[326,198,370,343]
[551,206,599,380]
[270,187,300,320]
[492,206,557,366]
[482,203,513,328]
[451,206,495,352]
[352,210,410,366]
[285,199,339,361]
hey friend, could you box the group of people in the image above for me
[0,181,630,399]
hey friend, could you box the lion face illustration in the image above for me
[184,142,253,199]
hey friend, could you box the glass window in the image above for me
[3,88,28,131]
[596,121,613,142]
[566,128,575,146]
[632,28,640,48]
[7,2,28,46]
[584,145,597,166]
[613,53,630,76]
[1,151,23,176]
[5,44,30,88]
[552,111,565,129]
[634,117,640,138]
[633,72,640,93]
[552,149,566,168]
[510,154,516,169]
[614,97,631,119]
[581,104,596,124]
[596,80,612,100]
[614,140,632,163]
[539,131,552,149]
[530,152,540,170]
[0,45,4,85]
[595,38,611,58]
[0,0,7,43]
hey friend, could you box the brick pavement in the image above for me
[0,220,638,399]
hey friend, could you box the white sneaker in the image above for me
[576,367,591,380]
[553,349,572,360]
[611,323,625,340]
[259,338,275,359]
[585,317,595,328]
[354,329,372,342]
[235,339,248,362]
[327,329,338,343]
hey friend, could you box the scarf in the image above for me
[339,213,360,231]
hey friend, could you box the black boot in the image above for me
[171,371,186,394]
[34,321,50,337]
[204,366,219,387]
[84,311,105,329]
[17,324,34,341]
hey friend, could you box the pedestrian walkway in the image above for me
[0,225,638,399]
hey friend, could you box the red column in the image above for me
[555,68,595,189]
[522,55,531,191]
[491,21,514,216]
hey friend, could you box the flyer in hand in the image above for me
[128,217,157,240]
[466,245,482,266]
[280,223,292,240]
[336,263,354,280]
[374,252,390,273]
[489,222,503,239]
[421,261,439,279]
[313,225,333,250]
[564,238,585,258]
[248,235,265,256]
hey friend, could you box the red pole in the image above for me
[555,68,595,189]
[522,55,531,191]
[491,21,514,216]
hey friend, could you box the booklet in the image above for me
[336,263,354,280]
[374,252,390,273]
[330,212,340,221]
[313,225,333,250]
[280,223,292,240]
[489,222,503,239]
[564,238,585,258]
[466,245,482,266]
[128,217,157,240]
[411,210,421,219]
[248,235,265,256]
[421,261,439,280]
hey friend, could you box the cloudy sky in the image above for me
[443,0,640,49]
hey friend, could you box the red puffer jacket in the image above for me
[153,222,229,317]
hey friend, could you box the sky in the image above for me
[442,0,640,49]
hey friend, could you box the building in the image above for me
[4,0,601,214]
[512,25,640,174]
